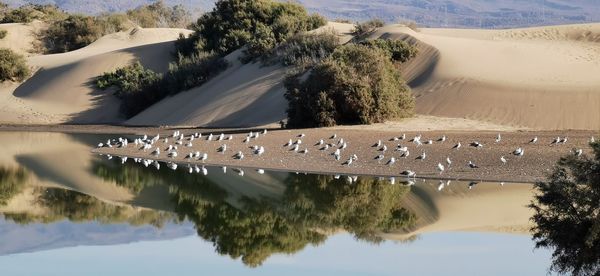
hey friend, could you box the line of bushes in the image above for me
[0,48,31,82]
[96,52,228,118]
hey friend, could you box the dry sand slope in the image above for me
[0,27,191,125]
[375,24,600,130]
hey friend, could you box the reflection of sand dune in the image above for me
[386,180,534,240]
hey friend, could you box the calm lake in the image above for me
[0,131,554,275]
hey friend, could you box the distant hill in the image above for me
[3,0,600,28]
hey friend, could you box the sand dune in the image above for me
[1,22,598,130]
[0,21,45,56]
[0,27,191,125]
[372,24,600,130]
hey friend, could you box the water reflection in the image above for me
[0,131,589,273]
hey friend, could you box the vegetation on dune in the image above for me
[530,141,600,276]
[0,3,67,23]
[0,48,31,82]
[176,0,327,62]
[359,39,418,63]
[284,44,414,128]
[126,0,191,29]
[96,53,228,118]
[264,29,339,67]
[352,18,385,38]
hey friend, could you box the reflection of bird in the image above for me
[468,181,478,190]
[437,180,445,191]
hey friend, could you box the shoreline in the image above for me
[72,125,598,183]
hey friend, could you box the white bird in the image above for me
[257,169,265,174]
[320,144,330,151]
[298,133,306,138]
[330,134,337,139]
[401,170,416,178]
[284,139,293,147]
[153,161,160,170]
[194,165,201,174]
[453,142,462,150]
[446,157,452,166]
[438,135,447,142]
[152,148,160,156]
[470,141,483,148]
[295,139,302,145]
[416,151,426,161]
[529,137,538,144]
[236,151,244,160]
[316,139,324,146]
[344,157,353,166]
[168,151,178,158]
[201,166,208,175]
[199,153,208,162]
[560,137,568,144]
[351,154,358,161]
[501,156,507,164]
[468,161,479,168]
[437,163,444,174]
[387,157,396,166]
[591,136,596,143]
[97,143,104,148]
[255,146,265,155]
[218,133,225,141]
[185,142,193,147]
[292,144,299,152]
[495,134,502,143]
[340,143,347,150]
[396,145,408,152]
[219,144,227,153]
[300,148,308,154]
[167,162,177,170]
[424,140,433,145]
[373,140,382,148]
[400,150,410,158]
[375,154,384,162]
[513,147,524,157]
[207,134,213,141]
[574,149,583,156]
[379,145,387,152]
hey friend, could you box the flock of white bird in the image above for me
[97,130,594,188]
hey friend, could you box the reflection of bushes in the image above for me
[93,159,415,267]
[0,29,6,39]
[3,187,171,227]
[0,167,28,206]
[530,142,600,276]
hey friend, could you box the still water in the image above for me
[0,132,554,275]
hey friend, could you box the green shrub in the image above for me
[284,44,414,128]
[264,29,339,67]
[359,39,418,63]
[164,52,229,93]
[179,0,327,62]
[97,54,229,118]
[41,14,127,53]
[352,19,385,37]
[0,29,6,39]
[0,48,31,82]
[0,4,66,23]
[126,1,192,28]
[97,62,161,98]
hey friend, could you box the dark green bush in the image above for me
[264,29,339,67]
[359,39,418,63]
[0,29,6,39]
[178,0,327,62]
[285,44,414,128]
[352,19,385,37]
[164,52,229,93]
[0,48,31,82]
[97,53,229,118]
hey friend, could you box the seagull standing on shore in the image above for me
[513,147,524,157]
[453,142,462,150]
[387,157,396,166]
[574,149,583,156]
[468,161,479,168]
[446,157,452,167]
[501,156,507,164]
[495,134,502,143]
[417,151,427,161]
[437,163,445,174]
